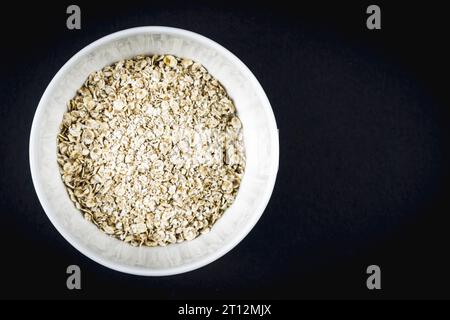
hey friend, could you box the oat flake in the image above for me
[57,54,245,247]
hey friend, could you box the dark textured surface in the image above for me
[1,1,450,299]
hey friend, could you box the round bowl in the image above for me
[29,26,279,276]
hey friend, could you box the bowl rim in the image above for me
[29,26,279,276]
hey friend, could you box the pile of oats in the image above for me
[57,54,245,247]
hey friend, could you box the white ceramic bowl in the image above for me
[29,27,279,276]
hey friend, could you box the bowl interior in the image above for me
[30,27,278,275]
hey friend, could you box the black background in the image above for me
[1,0,449,299]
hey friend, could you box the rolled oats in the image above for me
[57,54,245,247]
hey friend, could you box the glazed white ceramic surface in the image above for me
[29,27,279,276]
